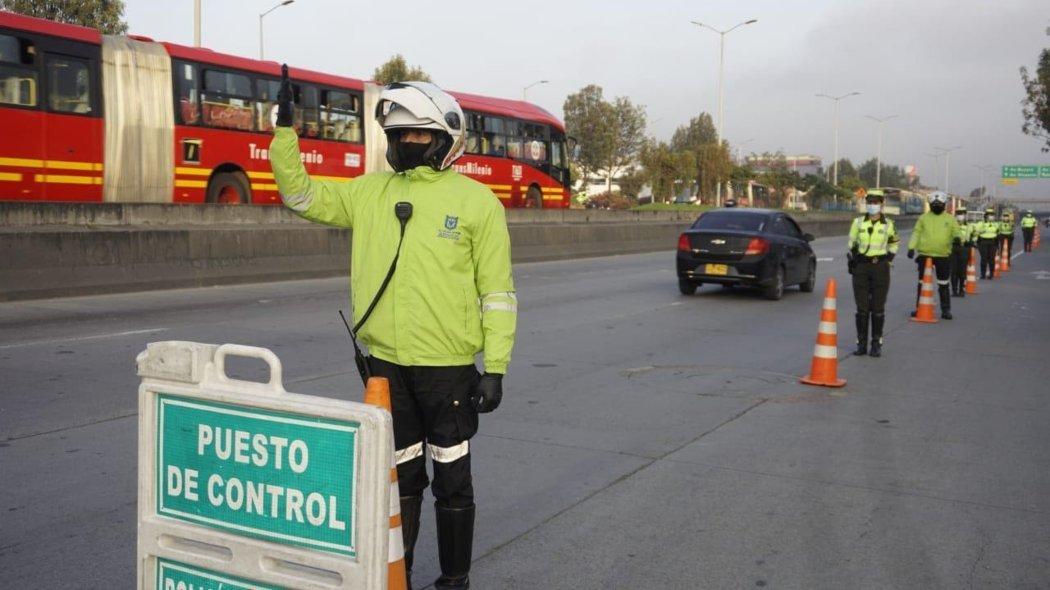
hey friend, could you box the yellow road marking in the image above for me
[0,172,22,182]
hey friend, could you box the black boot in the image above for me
[853,312,869,356]
[400,495,423,589]
[869,313,885,357]
[910,282,922,317]
[434,503,474,589]
[938,285,952,320]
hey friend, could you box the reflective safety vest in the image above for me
[977,221,999,239]
[848,215,899,256]
[999,220,1015,236]
[1022,215,1037,229]
[955,222,975,244]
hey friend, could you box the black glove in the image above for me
[886,252,895,262]
[952,238,962,247]
[471,373,503,413]
[275,64,294,127]
[907,249,915,259]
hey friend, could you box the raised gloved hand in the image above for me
[275,63,294,127]
[471,373,503,413]
[907,249,915,259]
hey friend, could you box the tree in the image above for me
[831,158,857,182]
[0,0,128,34]
[639,140,695,203]
[670,113,718,152]
[670,113,728,200]
[1020,40,1050,152]
[563,85,646,193]
[372,54,432,85]
[857,158,909,188]
[757,151,800,208]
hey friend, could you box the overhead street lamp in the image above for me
[260,0,295,60]
[817,92,860,186]
[735,137,754,164]
[691,18,757,206]
[933,145,962,195]
[972,163,993,203]
[865,114,897,189]
[522,80,548,101]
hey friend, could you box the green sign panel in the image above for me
[156,394,359,556]
[157,558,284,590]
[1001,165,1050,179]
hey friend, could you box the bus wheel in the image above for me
[207,172,250,204]
[525,185,543,208]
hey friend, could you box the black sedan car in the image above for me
[676,208,817,300]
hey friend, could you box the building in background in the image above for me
[746,154,823,178]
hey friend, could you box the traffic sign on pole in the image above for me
[1002,165,1042,179]
[136,341,393,589]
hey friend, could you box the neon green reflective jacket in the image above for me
[999,220,1015,236]
[977,221,999,239]
[847,215,899,256]
[269,127,516,373]
[955,222,975,244]
[1022,215,1037,229]
[908,211,960,257]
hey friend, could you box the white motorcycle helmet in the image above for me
[375,81,465,171]
[927,191,948,205]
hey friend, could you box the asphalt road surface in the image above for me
[2,233,1048,589]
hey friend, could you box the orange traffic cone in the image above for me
[1001,240,1011,272]
[965,247,978,295]
[364,377,409,590]
[911,257,938,323]
[1034,227,1041,250]
[800,278,846,388]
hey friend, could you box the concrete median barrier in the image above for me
[0,203,912,301]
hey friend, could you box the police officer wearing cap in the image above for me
[847,190,900,357]
[950,206,974,297]
[269,69,515,589]
[999,211,1016,259]
[1021,210,1037,252]
[976,207,999,279]
[907,191,960,319]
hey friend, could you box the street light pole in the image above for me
[692,18,757,206]
[924,152,943,189]
[817,92,860,186]
[259,0,295,60]
[972,164,992,203]
[522,80,548,102]
[194,0,201,47]
[934,145,962,195]
[865,114,897,189]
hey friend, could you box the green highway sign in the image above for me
[156,393,360,556]
[1001,165,1050,179]
[157,558,283,590]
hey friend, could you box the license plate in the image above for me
[705,264,728,275]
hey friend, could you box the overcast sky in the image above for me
[125,0,1050,203]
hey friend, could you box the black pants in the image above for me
[950,245,969,293]
[852,258,890,314]
[369,357,480,508]
[916,255,951,311]
[977,238,997,278]
[1023,228,1035,252]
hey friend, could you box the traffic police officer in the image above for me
[950,206,974,296]
[999,211,1016,259]
[1021,210,1037,252]
[270,72,516,589]
[976,207,999,279]
[848,190,900,357]
[908,191,959,319]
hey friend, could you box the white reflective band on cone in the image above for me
[813,344,838,359]
[919,296,936,305]
[818,321,837,334]
[428,441,469,463]
[823,298,836,310]
[395,442,424,465]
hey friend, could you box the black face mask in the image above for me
[393,141,429,172]
[930,202,946,214]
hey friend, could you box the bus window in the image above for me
[255,78,280,132]
[202,69,253,130]
[293,84,319,139]
[0,34,37,107]
[521,123,548,165]
[504,119,522,159]
[175,61,199,124]
[320,89,361,143]
[464,111,482,154]
[46,56,92,114]
[483,116,505,157]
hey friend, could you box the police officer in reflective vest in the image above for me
[1021,210,1037,252]
[976,208,999,279]
[848,190,900,357]
[999,211,1016,259]
[270,71,516,589]
[908,191,959,319]
[950,207,974,297]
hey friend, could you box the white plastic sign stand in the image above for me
[136,341,392,589]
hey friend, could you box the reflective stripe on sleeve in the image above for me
[482,302,517,313]
[395,442,424,465]
[428,441,469,464]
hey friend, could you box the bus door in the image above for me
[0,30,43,200]
[40,45,103,201]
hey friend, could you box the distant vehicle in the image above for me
[676,208,817,300]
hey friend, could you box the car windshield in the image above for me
[691,212,767,232]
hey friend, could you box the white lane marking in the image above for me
[1011,251,1024,260]
[817,257,834,262]
[0,327,167,350]
[1031,271,1050,280]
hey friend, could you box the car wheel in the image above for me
[800,260,816,292]
[764,265,785,300]
[678,278,698,295]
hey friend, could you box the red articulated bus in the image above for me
[0,10,571,208]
